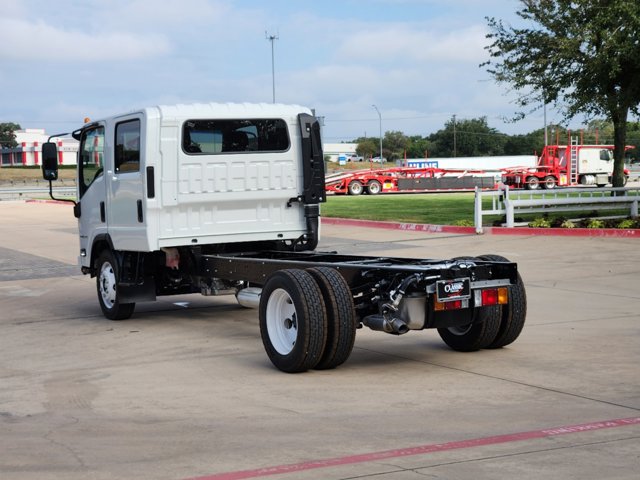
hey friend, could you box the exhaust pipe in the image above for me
[236,287,262,309]
[362,314,409,335]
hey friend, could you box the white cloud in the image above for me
[97,0,231,30]
[337,24,488,64]
[0,18,171,61]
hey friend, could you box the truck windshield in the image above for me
[78,127,105,197]
[182,119,289,154]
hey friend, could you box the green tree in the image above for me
[503,130,543,155]
[383,130,409,161]
[355,137,378,160]
[406,135,430,158]
[0,122,21,148]
[428,117,506,157]
[484,0,640,187]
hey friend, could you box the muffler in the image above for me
[236,287,262,309]
[362,314,409,335]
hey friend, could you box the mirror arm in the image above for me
[48,179,77,206]
[42,132,77,206]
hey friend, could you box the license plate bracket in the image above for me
[436,278,471,302]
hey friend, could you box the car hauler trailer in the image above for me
[325,166,497,195]
[41,103,526,373]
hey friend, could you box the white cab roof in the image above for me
[152,102,312,120]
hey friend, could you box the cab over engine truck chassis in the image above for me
[42,103,526,373]
[502,142,631,190]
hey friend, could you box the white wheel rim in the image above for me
[369,183,380,193]
[99,261,117,309]
[266,288,298,355]
[448,324,473,336]
[350,183,362,194]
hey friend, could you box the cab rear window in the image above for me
[182,119,289,154]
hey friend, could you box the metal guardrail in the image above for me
[474,185,640,233]
[0,186,76,201]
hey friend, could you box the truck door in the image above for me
[77,124,107,267]
[107,117,146,251]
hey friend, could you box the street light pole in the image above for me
[372,104,382,161]
[265,31,279,103]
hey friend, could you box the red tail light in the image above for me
[478,288,508,306]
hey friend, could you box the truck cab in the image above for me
[58,104,326,272]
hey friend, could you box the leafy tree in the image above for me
[428,117,506,157]
[355,138,378,160]
[406,135,430,158]
[503,130,542,155]
[0,122,21,148]
[383,130,409,161]
[484,0,640,187]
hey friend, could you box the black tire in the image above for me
[259,269,327,373]
[367,180,382,195]
[525,176,540,190]
[542,176,556,189]
[477,254,527,348]
[348,180,363,195]
[437,305,501,352]
[96,250,135,320]
[306,267,356,370]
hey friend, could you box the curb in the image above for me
[25,199,74,205]
[321,217,640,238]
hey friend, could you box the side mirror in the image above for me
[42,142,59,181]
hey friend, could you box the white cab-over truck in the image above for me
[42,103,527,373]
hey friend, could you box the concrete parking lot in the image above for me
[0,201,638,480]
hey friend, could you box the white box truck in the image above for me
[42,103,526,373]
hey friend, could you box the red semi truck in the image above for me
[502,142,631,190]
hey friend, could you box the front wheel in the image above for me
[96,250,135,320]
[259,269,327,373]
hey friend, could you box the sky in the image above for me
[0,0,563,142]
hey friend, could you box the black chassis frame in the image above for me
[197,249,518,329]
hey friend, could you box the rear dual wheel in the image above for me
[542,176,556,189]
[476,254,527,349]
[438,254,526,351]
[348,180,363,195]
[259,268,356,373]
[437,305,501,352]
[366,180,382,195]
[525,176,540,190]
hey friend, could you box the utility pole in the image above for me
[544,102,548,146]
[452,114,457,157]
[372,105,383,161]
[265,31,279,103]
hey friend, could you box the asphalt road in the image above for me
[0,201,638,480]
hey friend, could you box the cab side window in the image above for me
[115,120,141,172]
[600,149,612,161]
[79,127,105,196]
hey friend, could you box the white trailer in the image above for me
[42,103,526,373]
